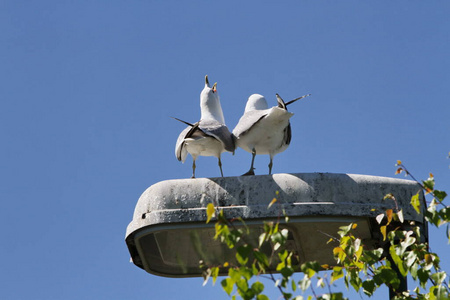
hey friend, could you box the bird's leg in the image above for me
[242,148,256,176]
[191,159,196,178]
[268,155,273,175]
[218,156,224,177]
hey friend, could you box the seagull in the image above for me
[174,75,235,178]
[232,93,310,175]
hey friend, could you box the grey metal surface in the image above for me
[127,173,424,236]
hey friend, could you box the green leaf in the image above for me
[271,229,288,251]
[215,222,230,241]
[338,223,354,237]
[362,279,375,296]
[229,268,241,283]
[253,251,269,269]
[441,207,450,223]
[278,249,288,261]
[251,281,264,295]
[373,267,400,289]
[257,295,270,300]
[239,267,253,281]
[417,268,430,289]
[252,263,259,276]
[410,260,418,280]
[434,190,447,202]
[280,267,294,278]
[380,225,387,241]
[333,247,346,264]
[404,250,417,268]
[400,236,416,255]
[301,261,320,278]
[292,278,297,292]
[361,248,383,264]
[424,254,435,270]
[316,277,324,288]
[414,225,421,240]
[387,230,396,243]
[331,266,344,283]
[236,245,251,265]
[330,293,345,300]
[235,278,249,293]
[447,224,450,244]
[426,199,442,226]
[345,269,362,292]
[423,177,435,193]
[355,242,363,261]
[411,192,421,214]
[211,266,219,285]
[318,292,345,300]
[221,277,234,296]
[389,245,407,277]
[430,285,449,300]
[430,271,446,285]
[276,261,286,272]
[206,203,215,223]
[264,222,274,235]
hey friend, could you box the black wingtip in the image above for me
[285,93,311,106]
[171,116,195,127]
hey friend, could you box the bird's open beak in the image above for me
[212,82,217,92]
[205,75,210,87]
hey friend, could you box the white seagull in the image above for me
[232,93,310,175]
[174,75,235,178]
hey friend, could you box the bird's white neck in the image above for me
[201,99,225,124]
[200,86,225,124]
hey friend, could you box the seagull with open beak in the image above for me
[174,75,235,178]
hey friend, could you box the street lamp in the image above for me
[125,173,427,279]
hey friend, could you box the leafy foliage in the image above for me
[201,158,449,299]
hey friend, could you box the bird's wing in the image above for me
[175,126,190,162]
[232,110,268,138]
[199,119,235,153]
[175,122,205,161]
[283,123,292,146]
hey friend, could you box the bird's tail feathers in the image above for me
[276,94,287,110]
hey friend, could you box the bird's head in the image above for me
[201,75,219,101]
[200,75,224,123]
[244,94,268,112]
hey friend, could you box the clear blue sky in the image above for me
[1,1,449,299]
